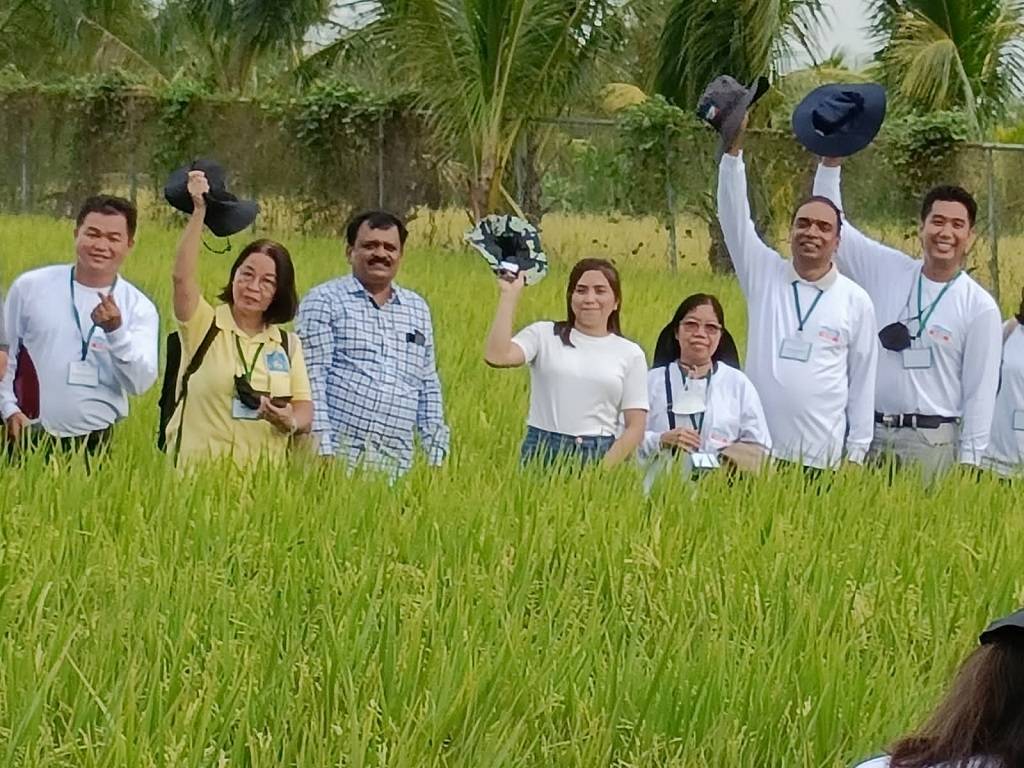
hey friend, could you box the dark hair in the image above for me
[1016,287,1024,326]
[888,634,1024,768]
[554,258,623,347]
[345,210,408,247]
[76,195,138,239]
[218,239,299,325]
[653,293,740,368]
[791,195,843,237]
[921,186,978,228]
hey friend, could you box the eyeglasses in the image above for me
[680,320,722,336]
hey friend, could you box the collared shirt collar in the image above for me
[788,261,839,290]
[214,303,278,342]
[341,273,404,306]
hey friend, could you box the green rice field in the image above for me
[1,213,1021,767]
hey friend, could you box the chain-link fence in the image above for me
[2,90,1023,303]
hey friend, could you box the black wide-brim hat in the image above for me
[164,158,260,238]
[792,83,887,158]
[697,75,770,159]
[980,607,1024,645]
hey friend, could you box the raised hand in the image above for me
[497,270,526,297]
[187,170,210,209]
[91,291,122,333]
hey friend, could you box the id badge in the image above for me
[779,337,812,362]
[67,360,99,387]
[902,347,934,370]
[691,452,720,470]
[232,398,260,421]
[1014,410,1024,432]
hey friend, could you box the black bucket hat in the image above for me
[792,83,887,158]
[164,158,260,237]
[697,75,770,158]
[465,215,549,286]
[980,607,1024,645]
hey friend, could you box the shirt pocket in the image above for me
[394,332,428,385]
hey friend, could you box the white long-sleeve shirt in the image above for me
[0,264,159,437]
[985,321,1024,475]
[813,163,1002,465]
[718,153,878,468]
[639,361,771,459]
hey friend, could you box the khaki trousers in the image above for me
[868,422,958,484]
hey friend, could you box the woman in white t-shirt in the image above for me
[484,258,649,467]
[850,607,1024,768]
[984,292,1024,479]
[639,293,770,480]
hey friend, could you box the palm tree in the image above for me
[868,0,1024,138]
[650,0,827,272]
[371,0,621,219]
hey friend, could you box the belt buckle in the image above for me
[881,414,898,427]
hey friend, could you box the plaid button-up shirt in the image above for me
[297,274,450,476]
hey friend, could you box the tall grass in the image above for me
[0,214,1020,767]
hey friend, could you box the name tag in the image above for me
[232,398,261,421]
[67,360,99,387]
[1014,410,1024,432]
[691,452,720,470]
[902,347,934,370]
[779,337,812,362]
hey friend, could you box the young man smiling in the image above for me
[1,195,159,454]
[716,116,879,471]
[813,157,1002,478]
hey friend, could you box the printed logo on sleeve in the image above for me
[266,350,290,373]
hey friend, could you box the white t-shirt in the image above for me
[0,264,160,437]
[718,154,879,469]
[511,321,649,436]
[814,163,1003,465]
[639,361,771,458]
[854,756,996,768]
[985,321,1024,476]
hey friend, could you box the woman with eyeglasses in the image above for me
[639,293,770,478]
[164,170,313,465]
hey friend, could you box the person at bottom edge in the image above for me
[483,257,649,468]
[852,607,1024,768]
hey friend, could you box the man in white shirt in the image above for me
[1,195,159,454]
[813,158,1002,478]
[716,117,878,470]
[0,285,7,380]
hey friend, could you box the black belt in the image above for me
[874,412,958,430]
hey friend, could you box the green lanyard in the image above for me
[235,336,265,382]
[914,269,961,340]
[70,267,117,361]
[792,282,824,332]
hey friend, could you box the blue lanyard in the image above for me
[792,281,824,332]
[70,267,117,361]
[664,363,712,434]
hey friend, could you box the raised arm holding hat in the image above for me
[707,85,878,471]
[809,103,1001,480]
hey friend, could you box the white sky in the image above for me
[816,0,876,66]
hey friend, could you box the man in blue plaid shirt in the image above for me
[297,211,450,476]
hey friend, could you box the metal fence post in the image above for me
[664,127,678,274]
[986,146,1001,303]
[377,111,385,208]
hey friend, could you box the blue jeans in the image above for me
[519,426,614,467]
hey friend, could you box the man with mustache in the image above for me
[298,210,449,478]
[813,157,1002,478]
[715,113,878,471]
[1,195,159,455]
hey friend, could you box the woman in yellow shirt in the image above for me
[165,170,313,464]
